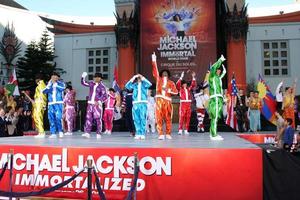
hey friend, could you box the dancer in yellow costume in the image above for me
[23,74,47,138]
[283,78,297,128]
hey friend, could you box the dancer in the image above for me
[63,85,76,135]
[81,72,107,139]
[151,52,178,140]
[176,71,196,135]
[122,89,135,136]
[208,55,226,140]
[22,74,47,138]
[283,79,297,128]
[43,72,66,138]
[146,89,156,133]
[103,88,116,135]
[125,74,152,140]
[194,84,209,133]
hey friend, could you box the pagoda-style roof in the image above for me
[249,10,300,24]
[40,16,115,35]
[0,0,27,10]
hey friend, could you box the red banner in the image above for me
[140,0,217,82]
[0,145,262,200]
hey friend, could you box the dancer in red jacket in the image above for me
[176,71,196,135]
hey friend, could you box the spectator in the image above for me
[6,106,18,136]
[5,90,17,111]
[0,88,7,108]
[0,107,7,137]
[283,118,295,151]
[15,106,25,136]
[248,91,263,132]
[274,110,285,148]
[121,89,135,136]
[235,89,249,133]
[22,91,33,131]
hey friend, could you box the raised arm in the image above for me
[169,81,178,95]
[151,52,159,81]
[22,91,34,104]
[292,78,297,96]
[81,72,89,87]
[209,55,226,78]
[42,80,53,94]
[141,75,152,89]
[125,75,138,91]
[220,64,227,79]
[176,72,184,90]
[276,81,283,97]
[189,72,197,90]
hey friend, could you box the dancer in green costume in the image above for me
[208,55,226,140]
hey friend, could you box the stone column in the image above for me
[225,0,248,89]
[114,0,137,87]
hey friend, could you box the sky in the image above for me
[15,0,295,17]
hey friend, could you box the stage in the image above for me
[0,132,263,200]
[2,132,259,149]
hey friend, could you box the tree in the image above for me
[17,41,40,91]
[17,30,64,92]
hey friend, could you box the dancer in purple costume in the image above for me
[63,85,76,135]
[81,72,107,139]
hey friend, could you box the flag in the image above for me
[112,65,121,94]
[5,67,20,96]
[226,74,238,130]
[257,74,277,125]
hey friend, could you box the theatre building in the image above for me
[1,0,300,97]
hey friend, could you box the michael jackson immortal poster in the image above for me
[140,0,217,81]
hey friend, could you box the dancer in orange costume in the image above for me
[283,78,297,128]
[151,52,178,140]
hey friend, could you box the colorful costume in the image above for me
[125,75,152,138]
[176,77,196,133]
[249,97,262,132]
[33,80,47,135]
[152,55,178,137]
[208,57,226,139]
[283,94,295,128]
[63,89,76,134]
[104,93,116,133]
[195,91,209,132]
[81,74,107,135]
[146,95,156,133]
[43,80,65,135]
